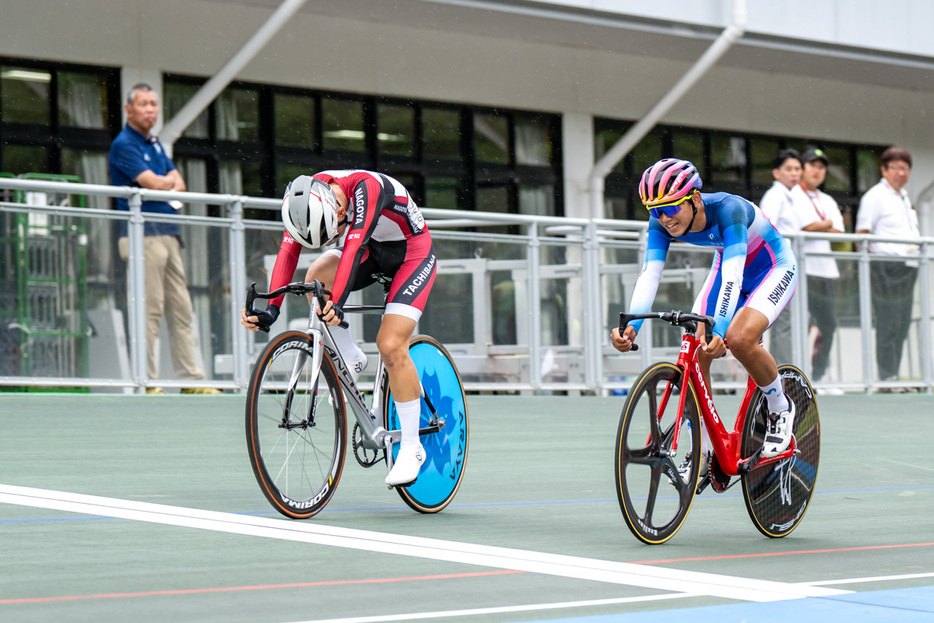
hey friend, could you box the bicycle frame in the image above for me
[292,285,443,465]
[669,331,797,477]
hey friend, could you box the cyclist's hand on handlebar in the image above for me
[610,326,637,352]
[700,332,727,358]
[318,300,345,326]
[241,304,279,333]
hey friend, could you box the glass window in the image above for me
[821,146,852,192]
[424,176,461,210]
[274,93,315,148]
[631,131,663,179]
[514,114,550,166]
[163,82,209,139]
[856,148,881,194]
[594,122,628,175]
[750,138,781,186]
[476,183,509,213]
[422,107,460,161]
[62,147,107,187]
[218,160,263,196]
[2,145,48,174]
[474,112,509,164]
[275,164,308,197]
[377,103,415,158]
[671,130,704,167]
[216,87,260,142]
[58,71,108,129]
[420,273,473,345]
[518,184,554,217]
[710,135,746,186]
[1,66,51,125]
[322,97,365,152]
[605,195,636,222]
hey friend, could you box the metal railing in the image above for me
[1,176,932,394]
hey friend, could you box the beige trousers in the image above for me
[119,235,204,381]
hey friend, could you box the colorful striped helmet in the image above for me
[638,158,702,209]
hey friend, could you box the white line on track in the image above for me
[806,571,934,586]
[285,593,697,623]
[0,484,848,604]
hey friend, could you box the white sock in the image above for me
[395,398,421,447]
[760,375,788,412]
[330,324,364,362]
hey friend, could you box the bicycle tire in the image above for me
[246,331,347,519]
[615,362,702,545]
[383,336,468,513]
[741,364,820,538]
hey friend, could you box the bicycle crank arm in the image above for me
[737,448,762,475]
[418,417,445,436]
[738,443,796,474]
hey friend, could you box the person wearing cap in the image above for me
[855,147,919,390]
[758,148,804,366]
[791,148,845,389]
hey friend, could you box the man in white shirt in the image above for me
[759,148,802,365]
[792,149,845,385]
[855,147,919,388]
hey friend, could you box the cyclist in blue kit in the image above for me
[610,158,798,458]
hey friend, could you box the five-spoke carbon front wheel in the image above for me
[615,362,702,544]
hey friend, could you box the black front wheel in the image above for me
[246,331,347,519]
[615,362,701,544]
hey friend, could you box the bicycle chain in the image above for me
[352,422,384,468]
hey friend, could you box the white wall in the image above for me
[2,0,933,207]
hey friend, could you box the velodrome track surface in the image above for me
[1,393,933,622]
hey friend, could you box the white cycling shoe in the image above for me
[762,396,796,458]
[385,443,425,486]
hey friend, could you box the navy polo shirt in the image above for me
[108,124,180,237]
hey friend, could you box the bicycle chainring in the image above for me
[709,453,734,493]
[352,422,384,468]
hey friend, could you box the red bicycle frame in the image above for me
[665,331,796,477]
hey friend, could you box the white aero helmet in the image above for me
[281,175,340,249]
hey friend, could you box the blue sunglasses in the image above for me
[649,203,683,220]
[648,193,694,220]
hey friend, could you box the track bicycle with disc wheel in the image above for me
[614,310,820,544]
[243,279,469,519]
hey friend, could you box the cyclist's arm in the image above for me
[711,209,749,338]
[626,223,671,334]
[267,230,303,309]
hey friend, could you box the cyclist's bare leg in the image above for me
[377,313,420,403]
[379,312,425,484]
[724,308,776,387]
[695,308,776,389]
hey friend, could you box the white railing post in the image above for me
[126,191,148,392]
[582,220,600,392]
[919,241,932,392]
[527,223,542,390]
[228,197,249,390]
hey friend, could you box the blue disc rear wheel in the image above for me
[383,336,469,513]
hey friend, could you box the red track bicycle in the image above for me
[614,310,820,544]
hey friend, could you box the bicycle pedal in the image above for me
[695,473,711,495]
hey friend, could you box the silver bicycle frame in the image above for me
[305,296,401,458]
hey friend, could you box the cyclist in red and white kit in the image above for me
[241,170,436,486]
